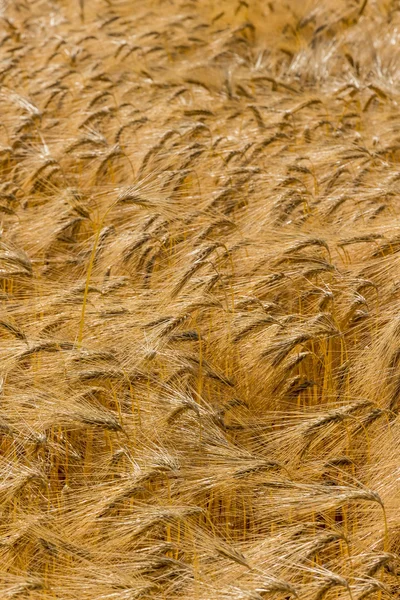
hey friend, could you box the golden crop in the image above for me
[0,0,399,598]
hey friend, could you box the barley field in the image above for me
[0,0,399,598]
